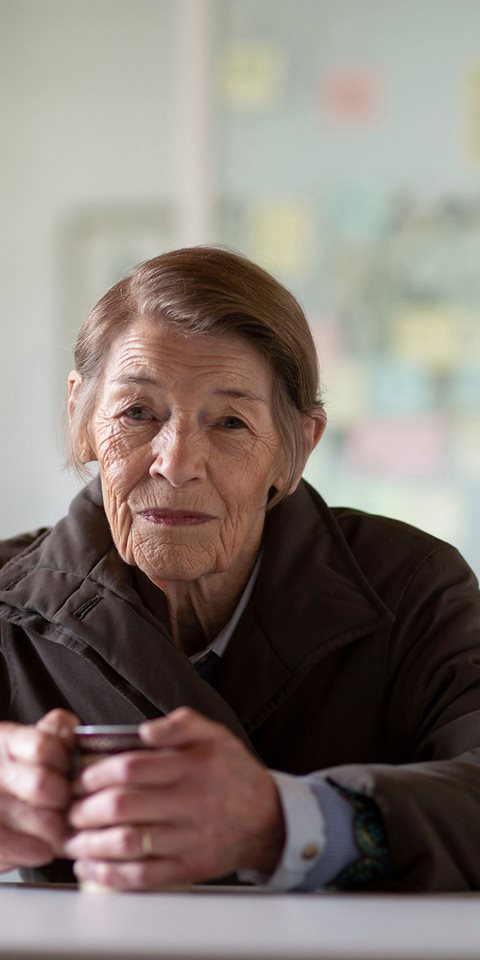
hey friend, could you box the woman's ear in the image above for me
[286,410,327,496]
[67,370,81,421]
[68,370,96,463]
[303,410,327,455]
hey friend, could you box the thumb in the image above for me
[37,709,79,746]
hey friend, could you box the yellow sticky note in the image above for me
[392,306,468,370]
[221,43,286,106]
[248,202,314,276]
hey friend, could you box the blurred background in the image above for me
[1,0,480,573]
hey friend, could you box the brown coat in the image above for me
[1,478,480,890]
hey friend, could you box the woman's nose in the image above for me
[149,423,207,487]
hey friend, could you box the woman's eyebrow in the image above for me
[213,388,267,405]
[111,374,159,386]
[110,377,266,404]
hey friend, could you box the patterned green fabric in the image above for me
[328,786,390,890]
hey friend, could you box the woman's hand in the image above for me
[63,707,286,891]
[0,709,78,872]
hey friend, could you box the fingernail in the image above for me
[59,724,73,737]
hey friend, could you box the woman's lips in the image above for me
[139,508,215,527]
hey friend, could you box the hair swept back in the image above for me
[69,245,325,506]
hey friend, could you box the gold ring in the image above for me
[141,829,153,857]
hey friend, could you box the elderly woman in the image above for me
[0,246,479,892]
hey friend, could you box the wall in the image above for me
[1,0,480,573]
[0,0,190,535]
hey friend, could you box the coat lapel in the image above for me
[216,482,394,734]
[0,481,249,743]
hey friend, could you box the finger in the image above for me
[37,709,79,747]
[0,792,67,846]
[73,856,195,891]
[0,725,72,774]
[73,749,184,796]
[68,785,190,830]
[0,759,71,810]
[62,822,191,862]
[0,821,56,869]
[140,708,227,749]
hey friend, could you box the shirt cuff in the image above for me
[237,770,325,890]
[237,772,359,891]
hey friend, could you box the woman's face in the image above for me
[79,321,288,583]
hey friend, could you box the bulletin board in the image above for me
[210,0,480,573]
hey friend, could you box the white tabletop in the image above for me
[0,884,478,960]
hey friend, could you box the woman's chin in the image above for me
[133,550,217,584]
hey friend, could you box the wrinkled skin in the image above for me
[63,708,286,889]
[0,323,322,887]
[72,323,291,648]
[0,710,77,873]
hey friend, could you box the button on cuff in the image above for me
[238,770,326,891]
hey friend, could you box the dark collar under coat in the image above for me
[0,478,393,740]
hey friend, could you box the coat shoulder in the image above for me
[0,529,51,570]
[328,501,477,594]
[296,483,477,601]
[331,503,445,547]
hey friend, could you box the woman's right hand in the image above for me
[0,709,78,872]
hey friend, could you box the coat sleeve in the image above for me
[323,543,480,891]
[0,531,45,722]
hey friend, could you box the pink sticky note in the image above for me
[322,68,381,121]
[347,417,446,476]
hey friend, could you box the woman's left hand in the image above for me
[62,707,286,890]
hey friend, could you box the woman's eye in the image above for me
[220,416,247,430]
[123,405,153,422]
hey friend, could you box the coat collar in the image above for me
[217,481,393,732]
[0,478,393,737]
[0,479,248,740]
